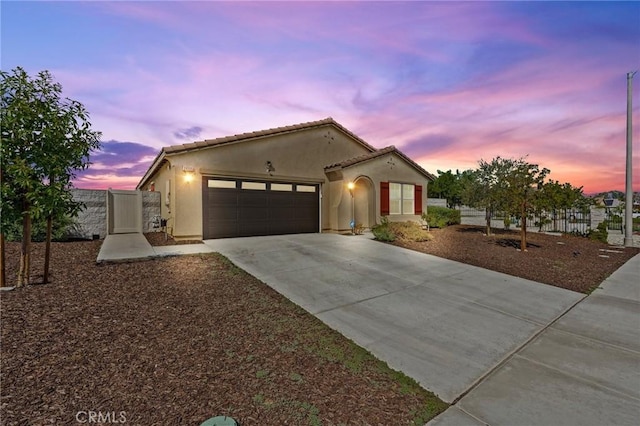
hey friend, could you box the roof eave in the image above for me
[136,150,167,189]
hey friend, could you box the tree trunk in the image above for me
[485,207,492,236]
[520,209,528,252]
[18,212,31,287]
[0,233,5,287]
[44,215,52,284]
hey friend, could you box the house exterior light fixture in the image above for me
[182,165,195,183]
[265,161,275,175]
[347,182,355,234]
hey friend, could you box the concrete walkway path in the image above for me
[204,233,585,404]
[429,252,640,426]
[96,233,214,263]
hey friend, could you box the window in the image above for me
[241,181,266,190]
[296,185,316,193]
[208,179,236,189]
[389,183,414,215]
[271,183,293,191]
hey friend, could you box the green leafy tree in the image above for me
[535,180,585,231]
[460,159,512,236]
[430,170,464,208]
[499,158,549,251]
[1,67,101,286]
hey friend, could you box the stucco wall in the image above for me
[336,151,431,229]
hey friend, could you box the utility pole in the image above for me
[624,71,636,247]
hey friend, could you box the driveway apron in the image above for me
[204,233,583,404]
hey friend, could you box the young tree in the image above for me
[460,158,511,236]
[1,67,101,286]
[500,158,549,251]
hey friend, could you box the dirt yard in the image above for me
[392,225,640,294]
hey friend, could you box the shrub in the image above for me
[372,217,396,242]
[390,221,432,242]
[3,214,79,242]
[372,218,432,242]
[588,222,608,243]
[422,206,460,228]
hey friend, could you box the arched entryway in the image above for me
[353,176,375,228]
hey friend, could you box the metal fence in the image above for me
[605,209,623,231]
[457,206,592,235]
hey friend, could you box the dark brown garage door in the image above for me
[202,178,320,239]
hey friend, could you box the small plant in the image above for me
[422,206,460,228]
[588,222,608,243]
[372,216,396,242]
[289,372,304,383]
[390,221,432,242]
[372,218,431,242]
[256,369,269,379]
[535,216,552,232]
[354,223,365,235]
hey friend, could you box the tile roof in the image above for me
[325,146,397,169]
[137,117,435,188]
[325,145,436,181]
[162,117,376,155]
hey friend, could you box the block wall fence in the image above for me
[69,189,160,239]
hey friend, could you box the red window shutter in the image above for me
[380,182,390,216]
[414,185,423,215]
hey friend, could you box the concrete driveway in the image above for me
[204,233,584,405]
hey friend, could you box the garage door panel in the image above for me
[239,191,268,204]
[209,190,238,204]
[239,221,271,237]
[270,192,295,204]
[239,206,269,220]
[203,178,318,239]
[209,206,238,221]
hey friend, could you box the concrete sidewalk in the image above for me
[429,253,640,425]
[96,233,214,263]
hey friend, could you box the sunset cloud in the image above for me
[2,1,638,194]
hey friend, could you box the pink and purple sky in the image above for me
[2,1,639,194]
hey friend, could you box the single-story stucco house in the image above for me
[136,118,435,239]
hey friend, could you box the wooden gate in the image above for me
[108,190,142,234]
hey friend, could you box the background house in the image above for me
[137,118,435,239]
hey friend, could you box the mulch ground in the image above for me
[144,232,203,246]
[392,225,640,294]
[1,240,445,426]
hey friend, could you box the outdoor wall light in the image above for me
[182,165,195,183]
[347,182,355,234]
[265,161,275,175]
